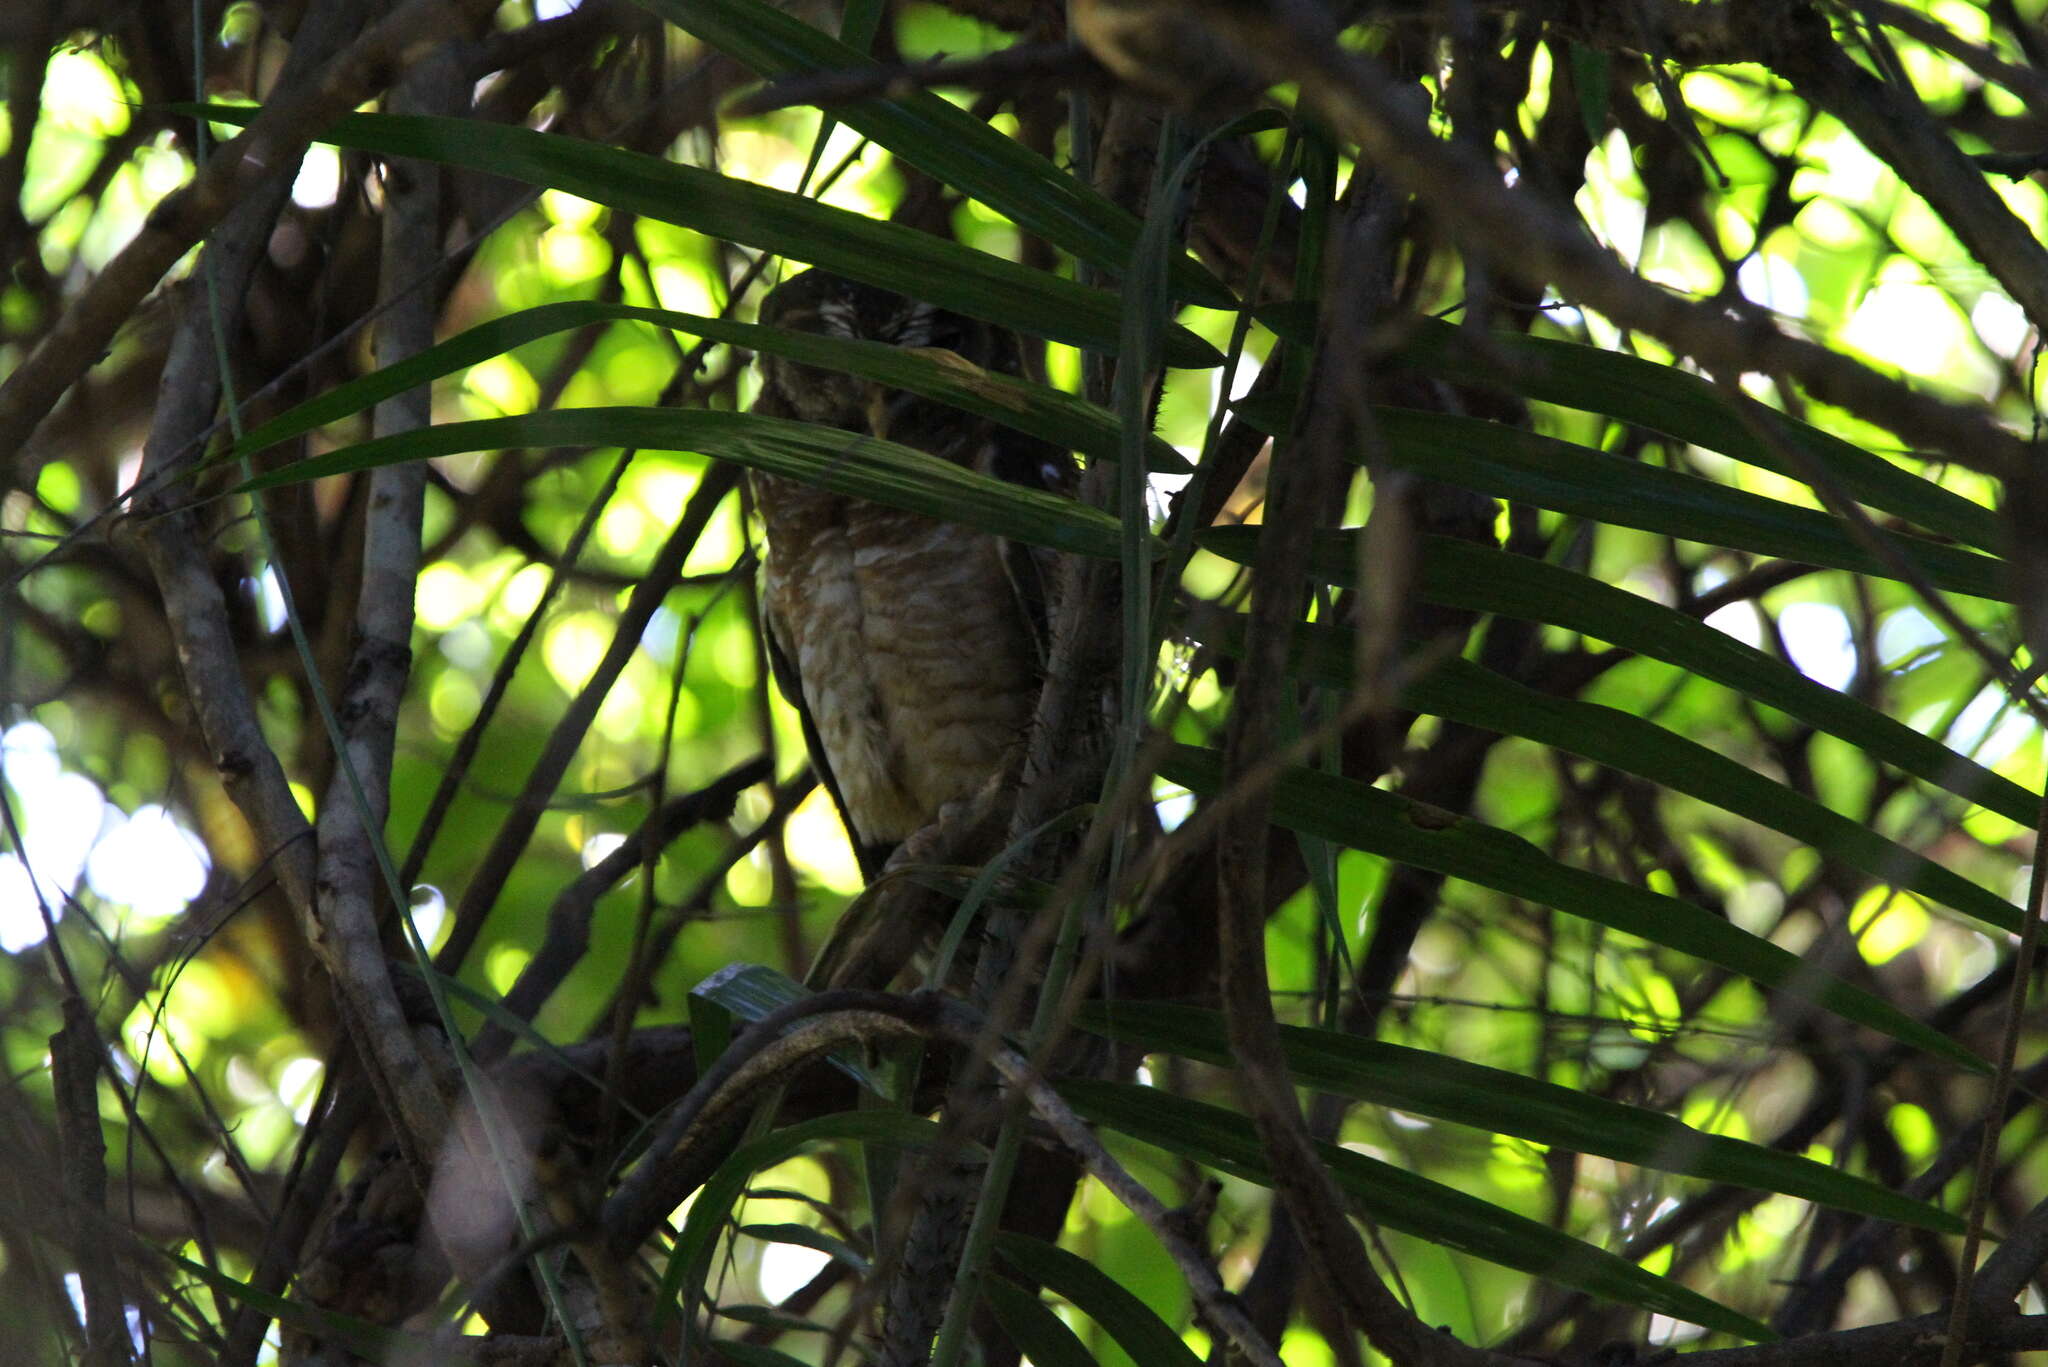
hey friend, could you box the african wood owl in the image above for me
[749,268,1075,878]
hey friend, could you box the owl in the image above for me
[749,269,1076,879]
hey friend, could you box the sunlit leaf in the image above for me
[1060,1081,1776,1341]
[175,105,1224,368]
[235,407,1133,559]
[1160,744,1985,1073]
[1077,1001,1961,1232]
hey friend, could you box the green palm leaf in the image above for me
[630,0,1235,309]
[1060,1080,1775,1341]
[226,299,1188,473]
[236,407,1128,558]
[1197,529,2035,826]
[177,105,1223,368]
[1160,744,1983,1072]
[1077,1001,1959,1231]
[1187,611,2020,932]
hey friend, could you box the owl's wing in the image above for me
[760,597,894,882]
[749,376,895,881]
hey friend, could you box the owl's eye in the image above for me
[891,301,976,354]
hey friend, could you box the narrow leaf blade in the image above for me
[1077,1001,1960,1233]
[1160,744,1983,1073]
[1358,408,2008,601]
[993,1234,1203,1367]
[1196,528,2036,827]
[228,300,1188,473]
[1186,611,2020,933]
[176,105,1222,368]
[237,407,1131,560]
[1061,1081,1774,1342]
[1388,319,2002,551]
[631,0,1235,308]
[983,1275,1102,1367]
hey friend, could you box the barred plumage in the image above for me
[750,269,1073,878]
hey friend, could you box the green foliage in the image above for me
[5,3,2045,1366]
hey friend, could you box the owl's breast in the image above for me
[759,479,1041,850]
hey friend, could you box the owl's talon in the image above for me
[886,781,1011,874]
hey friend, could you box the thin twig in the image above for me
[1939,800,2048,1366]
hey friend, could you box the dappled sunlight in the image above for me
[1,724,211,948]
[1777,602,1854,692]
[1843,275,2001,395]
[84,804,210,924]
[541,612,613,692]
[8,1,2048,1362]
[783,787,861,890]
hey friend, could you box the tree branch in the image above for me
[0,0,498,463]
[303,37,469,1174]
[1176,0,2031,479]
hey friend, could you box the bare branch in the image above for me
[0,0,499,462]
[52,999,128,1367]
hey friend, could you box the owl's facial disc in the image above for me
[755,268,1016,452]
[769,359,870,428]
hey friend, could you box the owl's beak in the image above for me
[864,385,894,442]
[868,389,932,445]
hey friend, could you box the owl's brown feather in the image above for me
[750,269,1074,879]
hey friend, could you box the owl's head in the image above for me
[754,269,1022,448]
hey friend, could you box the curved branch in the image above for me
[0,0,498,461]
[597,989,1287,1367]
